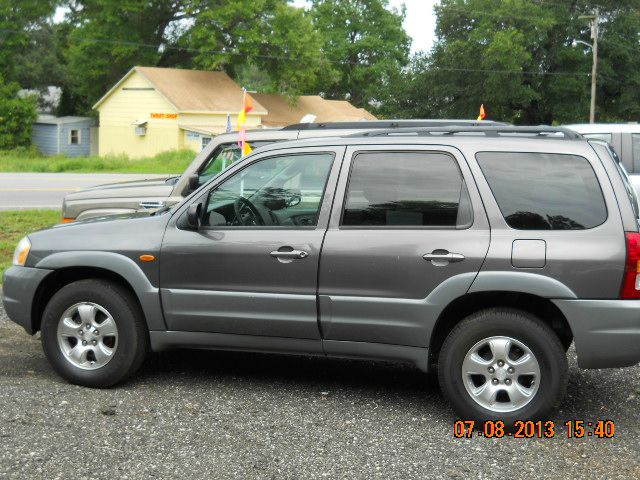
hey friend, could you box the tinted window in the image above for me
[476,152,607,230]
[203,153,334,227]
[342,152,472,227]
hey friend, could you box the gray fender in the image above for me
[468,271,577,299]
[36,251,166,330]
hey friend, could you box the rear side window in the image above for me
[477,152,607,230]
[342,151,473,228]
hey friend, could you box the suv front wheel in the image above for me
[438,308,568,423]
[41,279,148,388]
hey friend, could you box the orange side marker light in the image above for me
[139,254,156,262]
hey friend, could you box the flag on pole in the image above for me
[237,89,254,156]
[477,104,486,121]
[226,113,232,133]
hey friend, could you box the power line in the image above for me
[0,27,593,78]
[431,66,590,77]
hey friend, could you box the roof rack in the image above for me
[282,120,507,131]
[350,125,582,140]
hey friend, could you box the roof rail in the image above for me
[282,120,507,131]
[350,125,582,140]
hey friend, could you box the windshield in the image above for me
[198,141,278,186]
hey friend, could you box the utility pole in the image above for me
[578,9,599,123]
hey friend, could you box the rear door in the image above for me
[318,145,490,348]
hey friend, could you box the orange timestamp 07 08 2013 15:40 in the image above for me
[453,420,616,439]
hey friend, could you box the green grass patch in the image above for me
[0,148,194,174]
[0,210,61,284]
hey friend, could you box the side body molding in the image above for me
[36,251,166,330]
[468,271,577,299]
[319,272,479,349]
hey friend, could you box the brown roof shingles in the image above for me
[251,93,377,127]
[135,66,267,114]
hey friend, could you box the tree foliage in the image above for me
[57,0,328,113]
[382,0,640,124]
[0,0,59,81]
[0,77,38,149]
[187,0,327,94]
[308,0,411,107]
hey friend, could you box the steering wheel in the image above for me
[233,197,265,226]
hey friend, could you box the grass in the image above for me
[0,210,61,284]
[0,148,194,174]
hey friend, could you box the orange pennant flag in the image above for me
[477,104,486,121]
[244,94,254,114]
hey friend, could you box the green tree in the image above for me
[187,0,327,95]
[384,0,640,124]
[0,77,38,149]
[309,0,411,107]
[0,0,59,82]
[61,0,187,114]
[13,23,69,111]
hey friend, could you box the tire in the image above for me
[438,308,568,423]
[41,279,149,388]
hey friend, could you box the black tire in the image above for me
[438,308,568,423]
[41,279,149,388]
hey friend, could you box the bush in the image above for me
[0,76,38,149]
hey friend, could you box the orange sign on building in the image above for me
[150,113,178,119]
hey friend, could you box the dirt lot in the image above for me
[1,303,639,479]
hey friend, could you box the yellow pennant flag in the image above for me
[242,142,252,156]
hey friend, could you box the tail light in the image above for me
[621,232,640,299]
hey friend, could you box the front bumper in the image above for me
[553,299,640,369]
[2,266,53,334]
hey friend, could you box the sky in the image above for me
[387,0,439,53]
[55,1,439,53]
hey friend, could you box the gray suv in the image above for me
[61,120,505,221]
[4,126,640,423]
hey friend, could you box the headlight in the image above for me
[12,237,31,266]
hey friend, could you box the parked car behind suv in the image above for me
[5,126,640,423]
[61,120,505,222]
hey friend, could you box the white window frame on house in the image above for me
[201,136,212,150]
[69,129,81,145]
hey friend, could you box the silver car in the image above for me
[5,125,640,424]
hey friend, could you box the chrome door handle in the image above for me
[270,250,309,259]
[423,252,465,263]
[139,201,165,209]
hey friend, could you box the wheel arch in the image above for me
[32,251,165,333]
[428,291,573,368]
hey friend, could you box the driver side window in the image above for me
[202,153,334,228]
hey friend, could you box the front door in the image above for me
[160,146,344,339]
[318,146,491,348]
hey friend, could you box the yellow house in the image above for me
[93,66,267,157]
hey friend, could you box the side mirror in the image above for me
[186,202,202,229]
[188,174,200,192]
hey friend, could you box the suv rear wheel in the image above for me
[438,308,568,423]
[41,279,148,388]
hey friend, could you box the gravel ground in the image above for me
[0,303,639,480]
